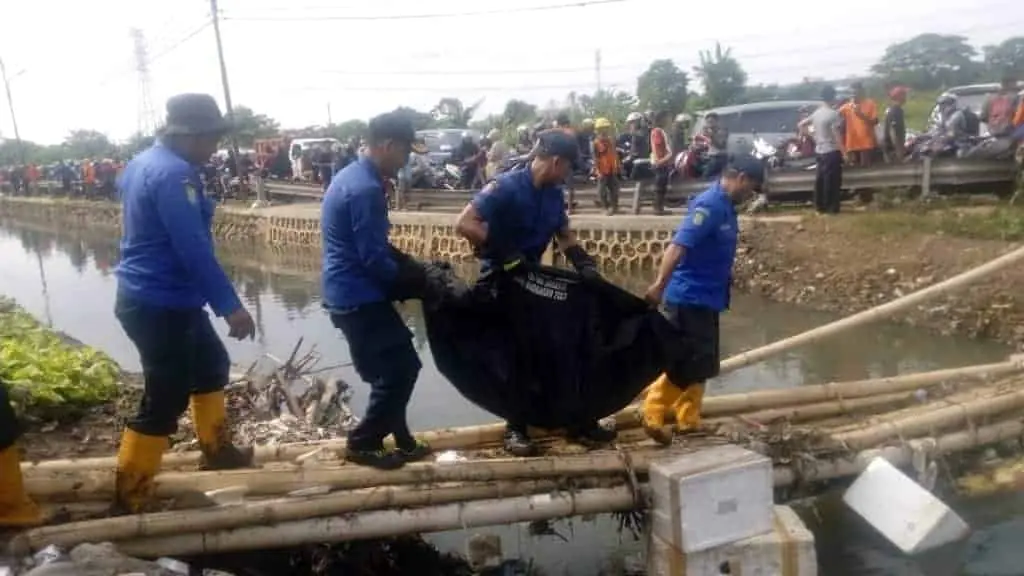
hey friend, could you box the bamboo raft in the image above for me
[9,230,1024,560]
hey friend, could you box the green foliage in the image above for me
[983,37,1024,77]
[637,59,689,115]
[230,105,281,148]
[431,97,483,129]
[871,33,981,91]
[0,297,119,420]
[693,43,748,108]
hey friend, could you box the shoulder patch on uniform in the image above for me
[692,206,710,226]
[183,180,198,205]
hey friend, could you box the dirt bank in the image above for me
[734,205,1024,347]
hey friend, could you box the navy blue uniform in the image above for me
[470,166,568,271]
[115,142,240,436]
[663,182,738,382]
[322,158,421,451]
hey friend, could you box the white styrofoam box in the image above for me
[843,456,970,555]
[647,505,818,576]
[650,444,774,553]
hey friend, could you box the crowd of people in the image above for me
[0,158,124,199]
[1,88,769,525]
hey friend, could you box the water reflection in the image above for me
[0,221,1019,575]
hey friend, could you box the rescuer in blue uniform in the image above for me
[321,112,432,470]
[114,94,257,513]
[641,155,762,444]
[0,381,41,528]
[454,129,614,456]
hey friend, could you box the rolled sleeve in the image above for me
[672,201,718,248]
[350,186,398,285]
[152,173,241,317]
[470,182,509,225]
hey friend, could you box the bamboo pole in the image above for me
[829,388,1024,450]
[112,485,645,558]
[24,446,679,502]
[10,478,622,555]
[774,418,1024,486]
[718,244,1024,373]
[100,419,1024,558]
[24,360,1016,474]
[716,390,918,428]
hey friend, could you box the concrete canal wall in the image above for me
[0,197,686,272]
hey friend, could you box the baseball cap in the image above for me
[727,154,765,186]
[368,112,428,154]
[534,129,580,161]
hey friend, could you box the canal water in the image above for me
[1,222,1023,575]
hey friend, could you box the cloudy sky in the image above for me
[1,0,1017,144]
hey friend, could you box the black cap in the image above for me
[534,129,579,161]
[727,154,765,185]
[368,112,428,153]
[163,94,229,136]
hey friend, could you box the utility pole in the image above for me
[0,57,26,165]
[327,102,333,126]
[209,0,243,181]
[594,49,602,93]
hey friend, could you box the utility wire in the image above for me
[223,0,626,22]
[94,20,212,88]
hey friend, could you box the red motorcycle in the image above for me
[673,133,711,179]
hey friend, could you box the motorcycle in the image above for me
[440,163,463,190]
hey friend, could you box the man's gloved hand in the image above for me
[563,244,600,281]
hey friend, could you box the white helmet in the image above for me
[516,124,528,133]
[675,113,692,124]
[581,118,595,126]
[626,112,643,123]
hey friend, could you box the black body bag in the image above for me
[394,248,690,429]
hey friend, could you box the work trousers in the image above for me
[597,175,620,211]
[814,150,843,214]
[330,302,422,451]
[653,165,671,213]
[662,304,721,385]
[115,293,231,437]
[0,380,21,451]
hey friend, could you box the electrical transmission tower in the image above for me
[131,28,157,136]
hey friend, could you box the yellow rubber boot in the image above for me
[673,383,706,432]
[190,390,253,470]
[0,444,42,528]
[115,429,167,514]
[641,374,683,445]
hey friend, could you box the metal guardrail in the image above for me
[11,158,1014,210]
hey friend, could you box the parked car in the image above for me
[926,82,1024,136]
[416,129,482,164]
[690,100,821,157]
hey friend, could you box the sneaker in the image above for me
[568,422,617,448]
[396,439,432,463]
[503,427,537,457]
[347,448,405,470]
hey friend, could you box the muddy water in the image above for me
[0,222,1021,575]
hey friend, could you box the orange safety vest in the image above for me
[593,137,619,177]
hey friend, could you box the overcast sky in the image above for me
[1,0,1017,144]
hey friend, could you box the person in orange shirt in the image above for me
[591,117,620,215]
[839,82,879,167]
[82,159,96,196]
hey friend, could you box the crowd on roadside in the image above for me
[0,158,125,199]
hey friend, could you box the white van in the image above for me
[289,138,341,180]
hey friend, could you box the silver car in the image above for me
[691,100,820,157]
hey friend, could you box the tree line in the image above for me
[3,33,1022,166]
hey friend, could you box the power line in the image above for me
[95,20,212,88]
[223,0,626,21]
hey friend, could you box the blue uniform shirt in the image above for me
[321,158,398,309]
[663,183,738,311]
[470,166,567,270]
[115,142,241,317]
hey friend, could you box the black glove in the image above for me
[386,246,428,302]
[563,245,600,281]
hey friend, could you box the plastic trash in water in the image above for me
[436,450,468,464]
[32,545,68,566]
[156,557,191,575]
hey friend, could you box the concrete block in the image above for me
[843,456,970,554]
[650,444,774,553]
[647,505,817,576]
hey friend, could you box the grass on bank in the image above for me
[851,202,1024,242]
[0,297,120,421]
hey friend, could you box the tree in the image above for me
[637,59,689,115]
[231,105,280,147]
[871,33,980,91]
[502,99,538,128]
[122,132,155,157]
[431,97,482,128]
[983,37,1024,77]
[328,119,368,142]
[63,130,114,159]
[693,44,747,108]
[578,89,637,125]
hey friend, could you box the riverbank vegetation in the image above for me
[0,297,119,421]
